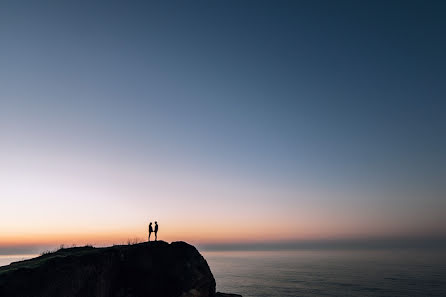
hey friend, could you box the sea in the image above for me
[1,249,445,297]
[0,254,37,267]
[202,249,446,297]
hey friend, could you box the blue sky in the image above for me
[0,1,445,249]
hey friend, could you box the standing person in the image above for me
[154,221,159,241]
[148,222,153,242]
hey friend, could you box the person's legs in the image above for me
[155,232,157,241]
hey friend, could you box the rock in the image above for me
[216,293,243,297]
[0,241,241,297]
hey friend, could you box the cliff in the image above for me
[0,241,241,297]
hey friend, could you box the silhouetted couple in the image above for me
[148,221,158,241]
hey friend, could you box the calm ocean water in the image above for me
[203,249,446,297]
[0,254,37,267]
[2,250,445,296]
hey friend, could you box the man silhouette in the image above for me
[154,221,159,241]
[148,222,153,242]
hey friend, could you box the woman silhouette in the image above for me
[148,222,153,242]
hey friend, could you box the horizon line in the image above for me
[1,235,445,255]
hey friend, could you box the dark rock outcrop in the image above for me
[0,241,240,297]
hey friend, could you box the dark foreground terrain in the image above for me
[0,241,241,297]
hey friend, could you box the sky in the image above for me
[0,0,445,252]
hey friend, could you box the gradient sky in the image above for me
[1,1,445,251]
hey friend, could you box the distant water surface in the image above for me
[203,249,446,297]
[0,254,37,267]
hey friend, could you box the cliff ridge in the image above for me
[0,241,240,297]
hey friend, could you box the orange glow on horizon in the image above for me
[2,220,441,249]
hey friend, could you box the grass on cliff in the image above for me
[0,245,97,276]
[0,239,146,276]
